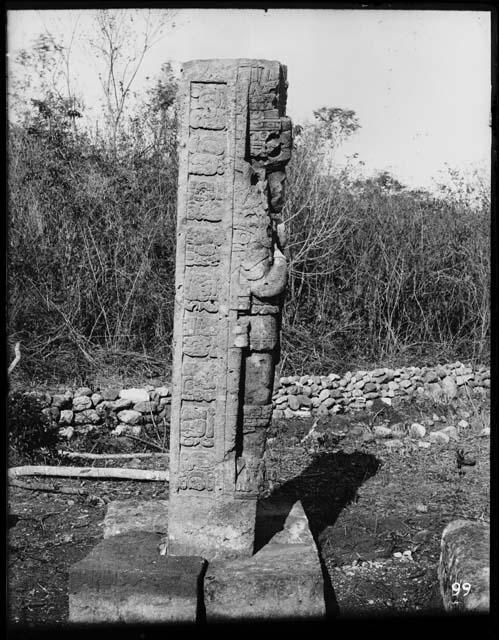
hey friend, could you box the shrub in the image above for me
[280,126,490,374]
[8,392,60,465]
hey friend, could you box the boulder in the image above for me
[108,398,133,411]
[409,423,426,439]
[119,388,150,403]
[427,382,444,401]
[318,389,331,402]
[297,394,312,407]
[72,395,93,411]
[429,430,450,444]
[74,409,100,425]
[117,410,142,426]
[133,401,159,414]
[75,387,92,397]
[441,376,458,399]
[59,409,74,425]
[91,393,103,407]
[101,388,120,401]
[438,519,489,612]
[441,425,459,441]
[373,426,392,439]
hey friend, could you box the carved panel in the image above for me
[183,309,219,336]
[180,402,214,448]
[189,130,226,176]
[243,404,273,430]
[190,82,227,130]
[248,315,277,351]
[185,224,224,266]
[182,356,217,401]
[178,449,215,491]
[187,177,225,222]
[183,334,218,358]
[235,457,264,494]
[184,268,219,312]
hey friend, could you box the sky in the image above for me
[7,8,491,191]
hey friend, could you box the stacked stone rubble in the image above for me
[23,362,489,439]
[272,362,490,419]
[33,385,172,438]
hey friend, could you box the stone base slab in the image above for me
[69,532,206,623]
[167,494,257,560]
[438,519,489,612]
[204,501,327,621]
[70,498,327,623]
[103,499,169,538]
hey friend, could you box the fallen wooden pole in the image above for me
[58,451,169,461]
[8,465,169,482]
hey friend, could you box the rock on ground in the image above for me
[438,519,489,612]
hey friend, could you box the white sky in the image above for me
[7,8,491,190]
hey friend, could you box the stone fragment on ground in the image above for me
[429,430,450,444]
[204,501,327,621]
[438,519,489,612]
[409,423,426,438]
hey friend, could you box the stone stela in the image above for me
[168,59,292,559]
[68,60,328,622]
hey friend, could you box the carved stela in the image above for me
[168,59,292,560]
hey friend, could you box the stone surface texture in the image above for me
[167,59,292,560]
[204,501,326,620]
[438,519,489,612]
[103,499,169,538]
[69,532,206,623]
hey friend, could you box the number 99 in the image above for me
[452,582,471,597]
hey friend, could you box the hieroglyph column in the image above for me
[168,59,292,560]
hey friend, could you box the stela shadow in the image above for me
[254,449,381,616]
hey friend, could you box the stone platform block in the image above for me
[204,501,326,621]
[168,495,257,560]
[438,519,489,612]
[103,499,169,538]
[69,532,206,623]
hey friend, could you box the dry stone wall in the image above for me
[26,362,489,439]
[272,361,490,419]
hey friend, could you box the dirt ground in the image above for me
[7,391,490,626]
